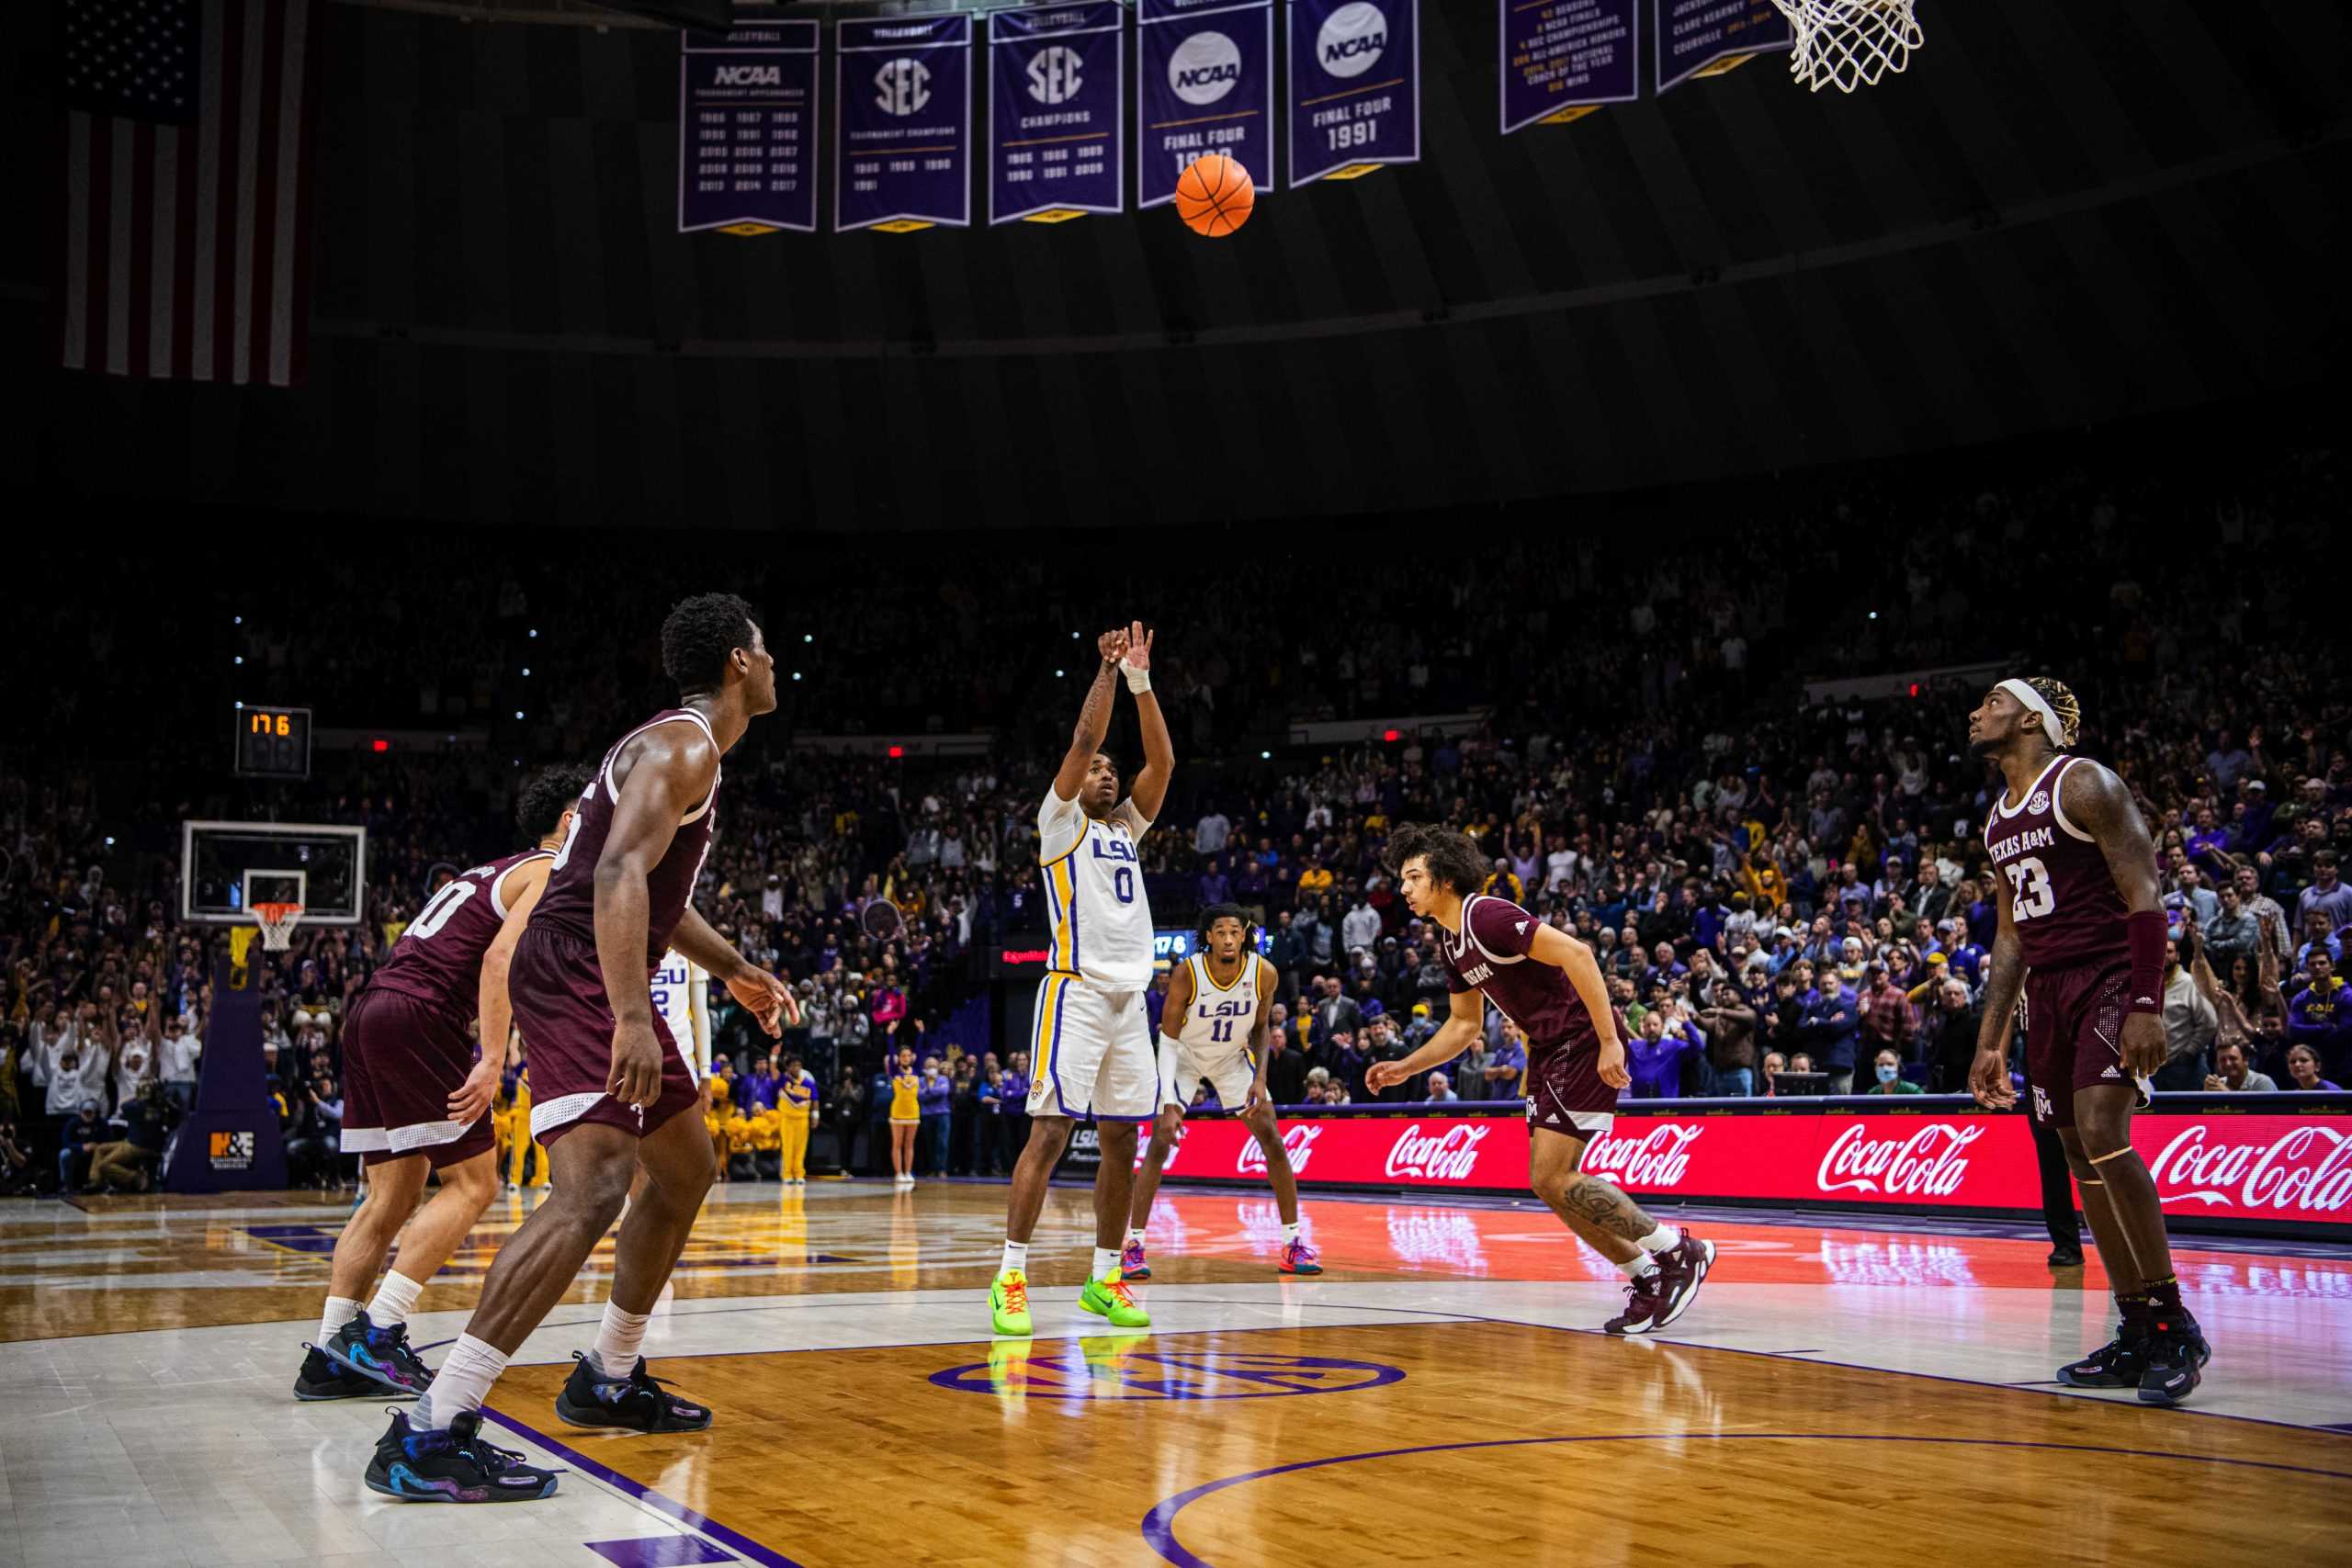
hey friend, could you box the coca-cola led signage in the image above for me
[1150,1110,2352,1235]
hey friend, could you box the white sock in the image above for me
[1624,1251,1660,1279]
[1000,1240,1028,1275]
[588,1302,652,1377]
[413,1333,509,1429]
[368,1270,424,1329]
[320,1295,362,1343]
[1091,1246,1120,1281]
[1125,1226,1146,1247]
[1634,1224,1680,1255]
[1282,1221,1301,1246]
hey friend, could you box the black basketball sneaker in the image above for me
[364,1409,559,1503]
[321,1308,435,1396]
[293,1344,383,1402]
[553,1350,714,1433]
[2136,1304,2211,1407]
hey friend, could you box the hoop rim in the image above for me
[251,900,306,951]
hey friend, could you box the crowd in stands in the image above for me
[4,424,2346,1193]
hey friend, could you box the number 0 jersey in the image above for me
[1038,785,1155,991]
[1983,754,2129,970]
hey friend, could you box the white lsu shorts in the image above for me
[1157,1032,1258,1112]
[1029,974,1157,1122]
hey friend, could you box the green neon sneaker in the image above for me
[989,1269,1034,1337]
[1079,1273,1150,1329]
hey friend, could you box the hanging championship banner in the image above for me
[1655,0,1792,93]
[989,3,1126,225]
[1498,0,1638,134]
[1288,0,1418,186]
[679,23,820,234]
[1137,0,1273,210]
[835,14,974,234]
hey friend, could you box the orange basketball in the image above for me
[1173,153,1255,238]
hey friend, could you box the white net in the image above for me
[1770,0,1922,94]
[253,901,305,952]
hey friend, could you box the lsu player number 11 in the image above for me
[991,622,1171,1340]
[1123,905,1319,1280]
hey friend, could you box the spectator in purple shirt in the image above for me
[1623,1009,1704,1100]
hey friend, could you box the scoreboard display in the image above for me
[234,705,311,779]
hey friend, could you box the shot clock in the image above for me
[234,704,311,779]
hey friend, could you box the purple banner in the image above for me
[1655,0,1792,93]
[1498,0,1639,134]
[1288,0,1419,186]
[834,14,973,233]
[678,23,820,234]
[1137,0,1274,209]
[989,3,1125,224]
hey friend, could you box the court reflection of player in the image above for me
[361,593,801,1506]
[300,764,587,1405]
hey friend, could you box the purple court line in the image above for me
[478,1404,802,1568]
[1136,1434,2352,1568]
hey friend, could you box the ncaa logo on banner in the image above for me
[713,64,782,86]
[1170,30,1242,105]
[1317,3,1385,79]
[876,57,933,116]
[1028,44,1084,104]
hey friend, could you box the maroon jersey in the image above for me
[531,707,722,970]
[1983,754,2127,970]
[1438,894,1605,1055]
[368,849,553,1026]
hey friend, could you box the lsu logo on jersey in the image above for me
[1091,834,1138,864]
[1195,998,1251,1021]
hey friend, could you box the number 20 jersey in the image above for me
[1982,754,2128,970]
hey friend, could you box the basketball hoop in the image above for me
[1768,0,1922,93]
[252,900,306,952]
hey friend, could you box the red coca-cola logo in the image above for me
[2148,1123,2352,1215]
[1238,1124,1322,1176]
[1580,1123,1703,1189]
[1815,1121,1984,1197]
[1383,1122,1490,1181]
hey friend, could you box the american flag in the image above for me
[58,0,317,387]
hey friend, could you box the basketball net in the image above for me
[251,900,305,953]
[1769,0,1922,93]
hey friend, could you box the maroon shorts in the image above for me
[512,924,700,1147]
[340,987,496,1170]
[2022,957,2139,1130]
[1524,1038,1619,1139]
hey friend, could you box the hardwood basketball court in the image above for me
[3,1179,2346,1567]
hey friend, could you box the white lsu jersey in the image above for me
[1038,786,1155,991]
[1168,953,1264,1059]
[1160,953,1266,1111]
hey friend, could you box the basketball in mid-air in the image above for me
[1174,154,1254,237]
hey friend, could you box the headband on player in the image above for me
[1996,678,2065,748]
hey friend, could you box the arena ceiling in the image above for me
[3,0,2345,528]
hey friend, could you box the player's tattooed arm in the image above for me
[2065,760,2164,918]
[1053,628,1128,802]
[1565,1179,1657,1241]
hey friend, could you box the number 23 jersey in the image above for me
[1038,786,1155,991]
[1982,754,2128,970]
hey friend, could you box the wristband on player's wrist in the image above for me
[2124,909,2167,1015]
[1119,658,1150,694]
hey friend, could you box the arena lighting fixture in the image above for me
[514,710,526,720]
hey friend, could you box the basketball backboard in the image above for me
[181,821,367,926]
